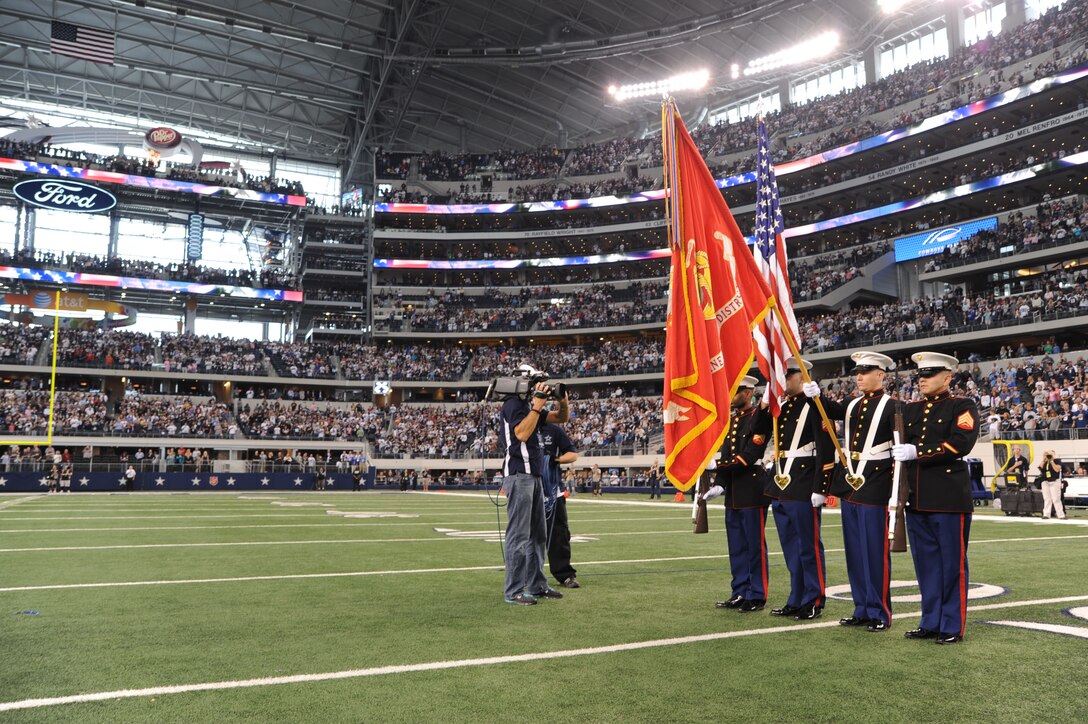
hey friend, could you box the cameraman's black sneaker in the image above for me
[529,587,563,599]
[561,577,581,589]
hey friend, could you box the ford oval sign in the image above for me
[13,179,118,214]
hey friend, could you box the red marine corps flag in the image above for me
[663,100,774,492]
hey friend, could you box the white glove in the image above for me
[811,493,827,508]
[705,458,718,471]
[892,443,918,462]
[802,381,821,398]
[702,485,724,502]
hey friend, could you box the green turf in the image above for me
[1,492,1086,722]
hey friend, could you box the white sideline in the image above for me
[2,593,1087,713]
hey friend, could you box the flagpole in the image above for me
[768,298,849,469]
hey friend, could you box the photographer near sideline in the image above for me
[542,421,580,589]
[493,364,570,606]
[1039,450,1066,520]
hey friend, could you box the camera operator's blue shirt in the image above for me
[500,397,546,476]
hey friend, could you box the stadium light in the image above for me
[607,69,710,102]
[742,31,840,76]
[878,0,910,13]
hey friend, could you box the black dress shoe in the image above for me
[738,599,766,612]
[715,594,745,609]
[936,633,962,645]
[770,604,800,616]
[904,628,937,639]
[794,604,823,621]
[866,620,890,632]
[839,616,868,627]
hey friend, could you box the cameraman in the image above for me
[498,365,569,606]
[1039,450,1066,520]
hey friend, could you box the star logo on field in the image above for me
[155,477,166,487]
[0,477,6,487]
[118,478,127,486]
[226,477,236,486]
[191,477,201,486]
[79,477,89,487]
[39,477,50,487]
[260,477,270,487]
[294,477,303,487]
[326,478,335,487]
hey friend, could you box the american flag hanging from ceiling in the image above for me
[50,21,116,65]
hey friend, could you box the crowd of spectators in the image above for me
[0,322,46,365]
[111,395,236,437]
[236,401,382,441]
[408,306,538,333]
[159,334,266,376]
[337,343,471,382]
[538,291,664,330]
[0,389,110,436]
[798,268,1088,355]
[469,339,665,381]
[922,197,1088,272]
[370,0,1088,197]
[264,341,336,378]
[790,241,892,301]
[56,329,158,370]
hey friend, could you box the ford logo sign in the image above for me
[13,179,118,214]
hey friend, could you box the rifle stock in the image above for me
[694,469,710,534]
[890,409,908,553]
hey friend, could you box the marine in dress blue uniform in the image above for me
[765,357,834,621]
[811,351,898,632]
[892,352,980,644]
[703,376,772,613]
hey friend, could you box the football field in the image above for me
[1,491,1086,723]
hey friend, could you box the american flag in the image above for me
[50,21,115,65]
[752,118,800,417]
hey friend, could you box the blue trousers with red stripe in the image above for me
[771,499,826,608]
[725,505,769,601]
[906,510,972,637]
[840,500,892,623]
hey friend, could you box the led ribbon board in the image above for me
[0,266,304,302]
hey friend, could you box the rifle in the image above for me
[693,468,710,534]
[888,407,908,553]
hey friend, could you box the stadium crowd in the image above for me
[371,1,1088,193]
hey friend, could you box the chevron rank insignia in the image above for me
[752,434,766,445]
[956,411,975,430]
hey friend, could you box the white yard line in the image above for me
[2,592,1086,713]
[0,515,695,534]
[3,533,1085,590]
[0,495,43,511]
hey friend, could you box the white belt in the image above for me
[780,450,816,459]
[854,451,891,461]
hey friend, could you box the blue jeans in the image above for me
[503,473,548,599]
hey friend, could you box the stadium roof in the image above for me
[0,0,942,185]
